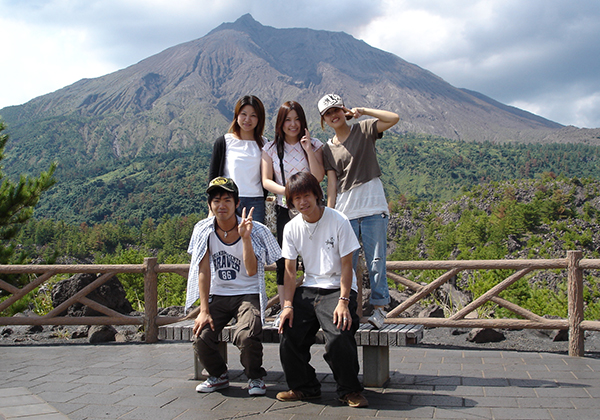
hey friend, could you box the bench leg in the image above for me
[194,342,228,380]
[362,345,389,387]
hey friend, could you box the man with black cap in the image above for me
[185,177,281,396]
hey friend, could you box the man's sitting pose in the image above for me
[185,177,280,395]
[276,172,368,408]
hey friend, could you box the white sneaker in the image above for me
[248,378,266,396]
[368,307,386,329]
[196,373,229,393]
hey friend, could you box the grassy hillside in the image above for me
[386,176,600,320]
[33,144,213,224]
[27,133,600,224]
[378,134,600,202]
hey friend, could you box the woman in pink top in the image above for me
[261,101,325,303]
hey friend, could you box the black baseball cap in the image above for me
[206,177,239,195]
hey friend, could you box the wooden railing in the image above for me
[383,250,600,357]
[1,251,599,356]
[0,258,187,343]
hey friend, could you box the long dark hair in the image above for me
[228,95,266,148]
[274,101,309,161]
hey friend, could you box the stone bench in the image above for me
[159,320,423,387]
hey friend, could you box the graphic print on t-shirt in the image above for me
[325,236,335,250]
[212,250,241,280]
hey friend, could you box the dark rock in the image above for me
[467,328,506,343]
[158,306,185,317]
[51,273,133,317]
[451,329,469,336]
[2,328,13,336]
[418,304,445,318]
[88,325,117,343]
[27,325,44,334]
[528,329,553,339]
[551,329,569,342]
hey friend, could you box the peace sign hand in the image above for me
[342,106,363,120]
[238,207,254,239]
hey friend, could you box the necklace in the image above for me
[303,218,320,240]
[216,222,237,238]
[303,209,323,240]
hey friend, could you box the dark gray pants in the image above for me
[193,294,266,380]
[279,287,363,397]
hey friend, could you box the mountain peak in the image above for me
[208,13,264,36]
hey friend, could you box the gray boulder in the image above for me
[418,304,445,318]
[51,273,133,317]
[88,325,117,343]
[467,328,506,343]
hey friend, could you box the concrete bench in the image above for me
[159,320,423,387]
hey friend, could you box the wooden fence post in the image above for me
[144,257,159,343]
[567,250,584,356]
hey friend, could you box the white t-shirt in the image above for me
[223,133,264,198]
[282,207,360,291]
[335,177,389,220]
[208,232,260,295]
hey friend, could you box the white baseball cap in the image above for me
[318,94,344,115]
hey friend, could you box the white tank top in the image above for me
[209,231,259,295]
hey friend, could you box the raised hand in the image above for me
[238,206,254,239]
[342,106,364,120]
[300,128,311,151]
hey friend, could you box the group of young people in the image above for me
[184,94,399,408]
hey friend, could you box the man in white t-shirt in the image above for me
[276,172,368,408]
[186,177,280,396]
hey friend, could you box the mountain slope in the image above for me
[2,14,596,176]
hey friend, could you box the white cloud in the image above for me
[0,16,115,108]
[355,0,600,127]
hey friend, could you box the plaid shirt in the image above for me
[185,216,281,324]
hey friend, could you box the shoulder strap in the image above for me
[277,147,286,186]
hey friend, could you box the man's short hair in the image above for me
[285,172,324,210]
[206,177,240,205]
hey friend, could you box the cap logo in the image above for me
[322,95,338,107]
[211,177,228,186]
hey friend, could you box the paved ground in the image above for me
[1,341,599,420]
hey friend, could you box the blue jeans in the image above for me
[238,196,265,225]
[279,287,362,398]
[350,213,390,307]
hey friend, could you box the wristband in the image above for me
[283,305,294,310]
[339,297,350,302]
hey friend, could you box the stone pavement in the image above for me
[1,341,599,420]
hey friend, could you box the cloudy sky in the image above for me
[1,0,599,128]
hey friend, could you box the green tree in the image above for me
[0,120,56,284]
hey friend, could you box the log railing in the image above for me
[0,258,189,342]
[1,251,599,356]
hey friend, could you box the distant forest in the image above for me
[27,133,600,224]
